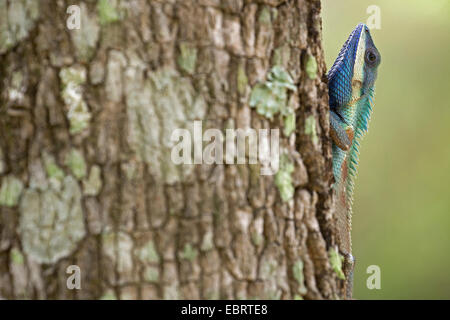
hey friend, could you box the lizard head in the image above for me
[328,23,381,131]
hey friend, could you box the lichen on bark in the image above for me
[65,149,87,180]
[0,0,39,54]
[19,163,86,264]
[70,2,99,62]
[60,66,92,135]
[0,175,24,207]
[125,67,206,184]
[249,66,297,120]
[82,165,102,196]
[97,0,122,25]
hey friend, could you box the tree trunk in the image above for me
[0,0,344,300]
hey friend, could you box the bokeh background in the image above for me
[322,0,450,299]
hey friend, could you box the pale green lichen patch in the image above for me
[97,0,121,25]
[258,6,271,25]
[267,290,281,300]
[250,66,296,120]
[137,240,160,263]
[19,175,85,264]
[10,247,24,265]
[283,111,296,137]
[100,290,117,300]
[0,175,24,207]
[260,259,277,279]
[102,231,115,253]
[251,232,263,246]
[274,154,294,202]
[117,232,134,274]
[0,0,40,54]
[329,247,345,280]
[83,165,102,196]
[177,42,197,75]
[102,231,134,275]
[304,115,319,146]
[179,243,198,261]
[45,160,64,180]
[70,3,99,62]
[65,149,87,180]
[60,66,92,135]
[305,54,318,79]
[144,267,159,282]
[42,152,65,190]
[292,260,307,295]
[125,67,206,184]
[200,231,214,251]
[237,64,248,95]
[272,45,290,67]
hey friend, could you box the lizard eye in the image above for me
[365,48,379,66]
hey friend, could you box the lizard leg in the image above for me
[330,110,351,151]
[343,253,355,299]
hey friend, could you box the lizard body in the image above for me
[327,23,381,297]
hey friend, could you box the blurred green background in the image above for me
[322,0,450,299]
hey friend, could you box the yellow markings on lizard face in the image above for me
[345,29,367,128]
[353,30,366,84]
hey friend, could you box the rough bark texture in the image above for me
[0,0,344,300]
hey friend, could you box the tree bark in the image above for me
[0,0,344,300]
